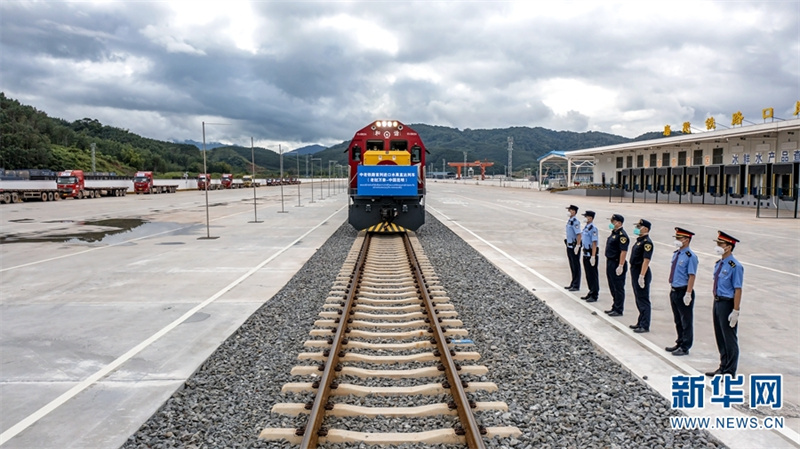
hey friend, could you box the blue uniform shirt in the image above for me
[566,216,580,244]
[714,255,744,298]
[581,223,598,252]
[670,247,699,288]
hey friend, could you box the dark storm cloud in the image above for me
[1,1,797,149]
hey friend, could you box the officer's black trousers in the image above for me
[630,266,651,330]
[669,286,694,351]
[582,254,599,298]
[566,244,581,289]
[606,259,627,313]
[712,299,739,376]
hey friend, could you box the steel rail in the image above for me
[402,233,486,449]
[299,233,372,448]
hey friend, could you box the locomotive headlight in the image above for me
[392,121,397,127]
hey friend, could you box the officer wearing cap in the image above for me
[628,219,653,333]
[706,231,744,377]
[666,227,699,356]
[579,210,599,302]
[564,205,581,291]
[604,213,629,316]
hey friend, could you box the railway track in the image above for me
[260,231,521,447]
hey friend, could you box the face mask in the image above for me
[633,228,641,235]
[673,240,682,249]
[567,212,572,218]
[608,223,615,230]
[714,246,725,256]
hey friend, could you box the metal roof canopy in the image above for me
[563,119,800,157]
[538,151,595,190]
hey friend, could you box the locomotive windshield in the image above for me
[367,140,384,151]
[390,140,408,152]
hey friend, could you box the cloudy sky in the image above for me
[1,1,798,151]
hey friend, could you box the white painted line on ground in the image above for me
[0,206,346,445]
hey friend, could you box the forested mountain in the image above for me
[1,93,664,177]
[320,124,637,176]
[0,93,287,177]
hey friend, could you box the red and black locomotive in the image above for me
[346,120,427,231]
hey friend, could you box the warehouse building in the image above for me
[561,115,800,211]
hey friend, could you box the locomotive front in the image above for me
[347,120,426,232]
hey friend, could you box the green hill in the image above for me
[0,93,288,177]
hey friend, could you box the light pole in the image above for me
[199,121,228,240]
[249,136,262,223]
[328,160,336,196]
[295,152,303,207]
[278,144,287,213]
[463,151,467,182]
[311,157,321,200]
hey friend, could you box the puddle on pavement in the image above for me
[183,312,210,323]
[0,219,195,244]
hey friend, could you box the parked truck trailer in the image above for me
[133,171,178,194]
[197,173,221,190]
[57,170,128,199]
[0,181,61,204]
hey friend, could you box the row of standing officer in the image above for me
[564,205,745,377]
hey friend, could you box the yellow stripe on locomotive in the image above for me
[362,150,411,166]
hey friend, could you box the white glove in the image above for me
[637,276,645,288]
[574,245,580,255]
[683,293,692,306]
[590,257,596,267]
[728,309,739,327]
[616,265,623,276]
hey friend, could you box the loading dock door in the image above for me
[620,169,631,191]
[644,168,654,192]
[632,168,643,191]
[748,164,768,198]
[706,166,723,196]
[672,167,685,194]
[686,167,702,194]
[773,163,796,199]
[724,165,745,197]
[656,167,670,193]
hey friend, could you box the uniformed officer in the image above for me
[628,219,653,333]
[579,210,599,302]
[706,231,744,377]
[564,205,581,291]
[666,227,699,356]
[604,214,629,316]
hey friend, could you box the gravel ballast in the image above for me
[122,214,725,449]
